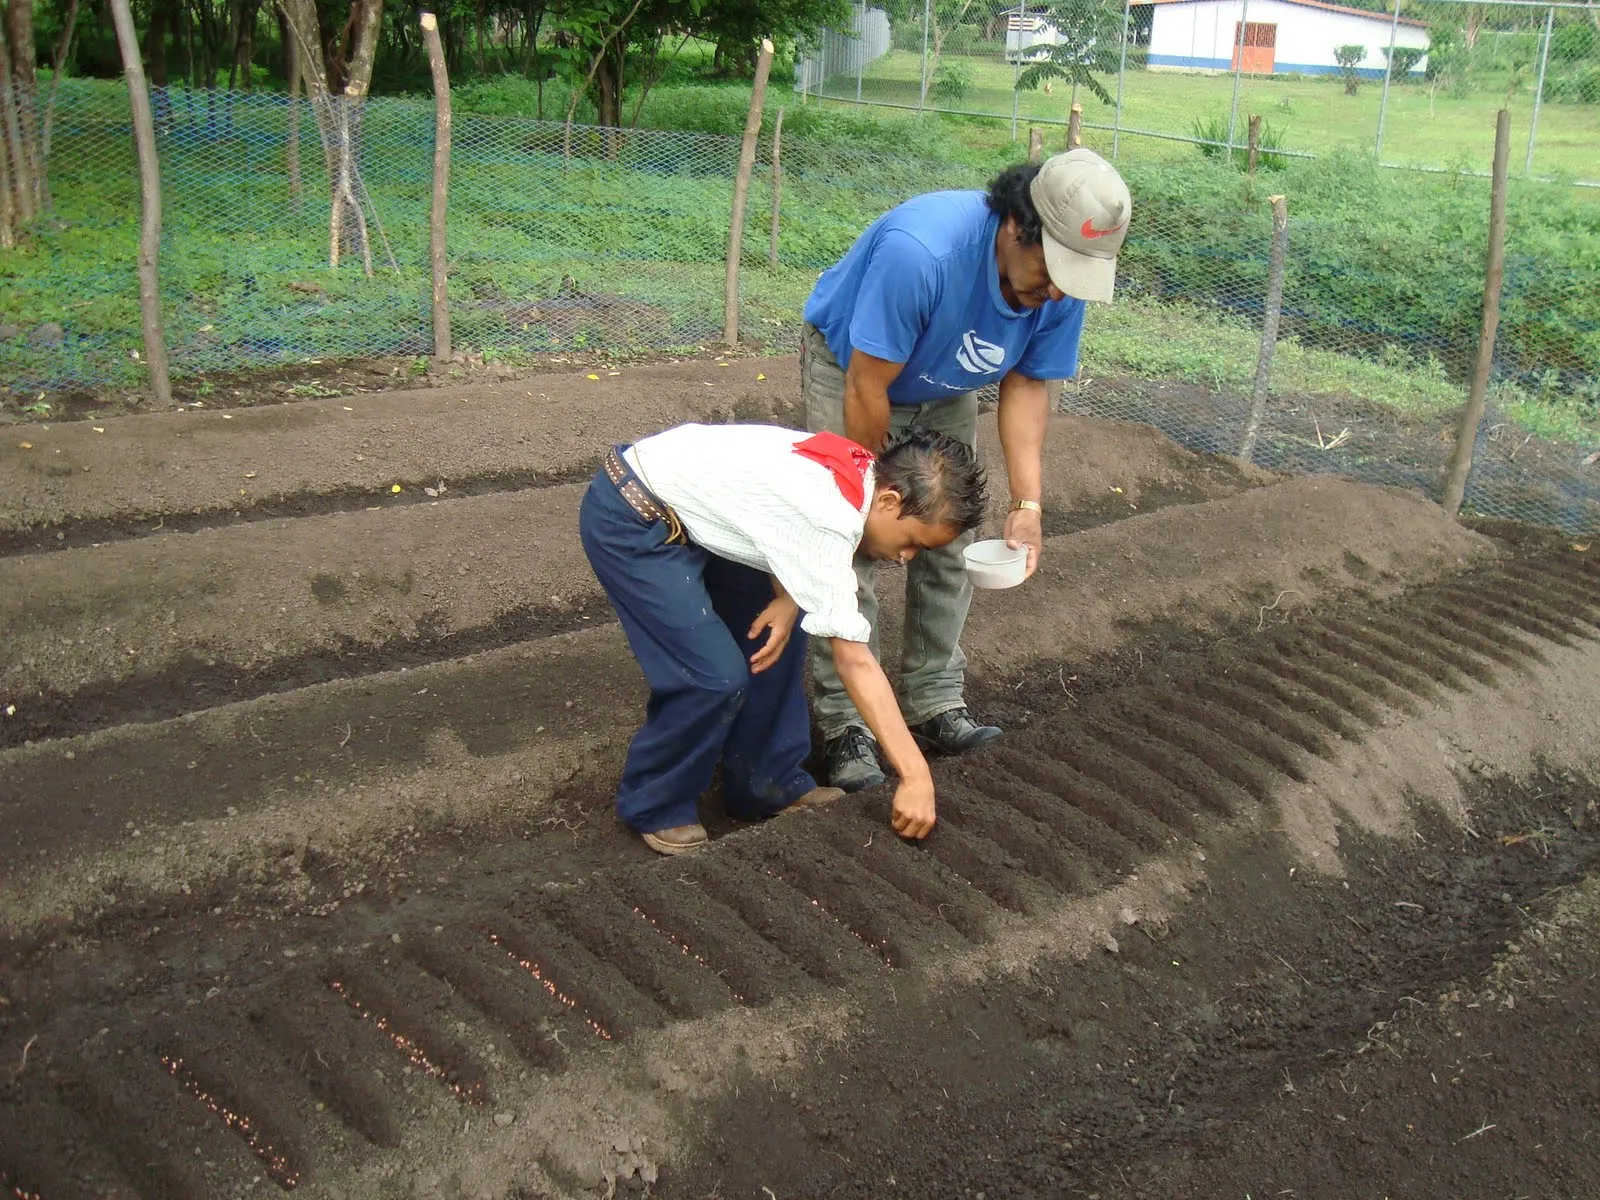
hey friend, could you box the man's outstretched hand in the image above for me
[890,774,937,839]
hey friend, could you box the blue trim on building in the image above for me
[1147,54,1410,77]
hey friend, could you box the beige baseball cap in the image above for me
[1029,148,1131,304]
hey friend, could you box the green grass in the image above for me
[4,77,1596,455]
[816,49,1600,183]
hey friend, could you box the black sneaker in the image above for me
[910,707,1002,755]
[824,726,886,792]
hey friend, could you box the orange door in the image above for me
[1231,22,1277,73]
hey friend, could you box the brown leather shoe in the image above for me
[781,786,846,814]
[641,823,708,855]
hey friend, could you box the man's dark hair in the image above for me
[986,162,1045,247]
[876,426,987,533]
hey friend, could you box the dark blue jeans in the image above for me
[578,454,817,834]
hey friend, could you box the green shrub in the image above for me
[1550,23,1596,63]
[1545,65,1600,104]
[1190,113,1289,170]
[932,60,976,103]
[1382,46,1425,76]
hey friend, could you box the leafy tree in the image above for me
[1334,43,1365,94]
[1013,0,1124,108]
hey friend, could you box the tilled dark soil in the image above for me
[1,366,1598,1200]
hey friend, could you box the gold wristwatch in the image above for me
[1010,499,1042,514]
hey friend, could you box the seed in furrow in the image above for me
[402,936,566,1070]
[0,1096,141,1200]
[977,761,1147,872]
[248,989,404,1149]
[1038,726,1211,832]
[987,744,1177,847]
[751,834,956,968]
[1079,714,1252,817]
[1297,625,1439,704]
[538,881,737,1019]
[157,1049,304,1190]
[613,870,814,1006]
[1216,661,1365,741]
[1184,676,1334,757]
[808,810,997,942]
[934,782,1096,897]
[327,965,491,1103]
[689,858,870,985]
[1157,691,1308,782]
[491,911,665,1039]
[1237,647,1385,727]
[59,1047,252,1200]
[1410,600,1549,669]
[1359,613,1500,686]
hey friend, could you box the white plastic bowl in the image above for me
[963,539,1028,590]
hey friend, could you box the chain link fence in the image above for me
[798,0,1600,183]
[1,76,1595,532]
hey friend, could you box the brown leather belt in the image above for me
[604,447,685,543]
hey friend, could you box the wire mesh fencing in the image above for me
[2,76,1595,533]
[796,0,1600,183]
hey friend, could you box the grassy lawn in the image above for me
[814,49,1600,182]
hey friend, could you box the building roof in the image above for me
[1146,0,1430,29]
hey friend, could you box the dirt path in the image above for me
[1,365,1597,1200]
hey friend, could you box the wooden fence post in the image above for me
[1247,113,1261,174]
[421,11,452,364]
[768,105,784,271]
[109,0,172,406]
[1067,104,1082,149]
[723,37,774,347]
[1027,126,1042,163]
[1441,109,1511,517]
[1239,194,1289,464]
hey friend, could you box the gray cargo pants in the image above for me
[800,321,977,739]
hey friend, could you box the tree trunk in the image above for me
[0,8,37,229]
[41,0,83,206]
[109,0,174,405]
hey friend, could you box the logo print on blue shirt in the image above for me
[956,330,1006,375]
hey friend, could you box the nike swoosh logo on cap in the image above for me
[1080,218,1126,239]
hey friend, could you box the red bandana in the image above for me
[792,431,875,510]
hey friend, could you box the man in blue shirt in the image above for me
[802,148,1132,790]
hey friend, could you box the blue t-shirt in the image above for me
[803,190,1085,406]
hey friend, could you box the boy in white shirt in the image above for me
[579,424,987,854]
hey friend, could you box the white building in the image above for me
[1145,0,1430,78]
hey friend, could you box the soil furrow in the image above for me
[1080,713,1253,816]
[976,760,1149,871]
[1186,675,1339,756]
[1233,647,1386,727]
[934,781,1097,897]
[988,742,1181,847]
[1362,612,1503,685]
[898,820,1035,914]
[0,1095,142,1200]
[401,935,569,1071]
[58,1046,256,1200]
[325,962,494,1104]
[1440,582,1592,644]
[1096,695,1281,802]
[1158,691,1310,782]
[1219,660,1367,740]
[1297,625,1440,704]
[1409,600,1548,668]
[1494,562,1600,616]
[1043,725,1220,831]
[539,881,738,1020]
[1325,616,1473,691]
[249,987,407,1149]
[808,810,999,943]
[487,912,667,1042]
[687,857,873,987]
[612,870,819,1007]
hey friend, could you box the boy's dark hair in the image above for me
[985,162,1045,247]
[876,426,988,533]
